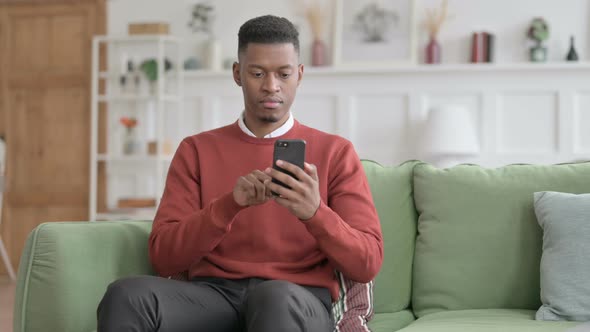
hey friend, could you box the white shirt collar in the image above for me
[238,111,294,138]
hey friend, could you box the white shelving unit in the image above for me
[89,35,183,221]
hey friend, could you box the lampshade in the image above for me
[421,105,479,156]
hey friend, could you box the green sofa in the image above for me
[13,160,590,332]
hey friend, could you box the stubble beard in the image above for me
[257,106,285,123]
[260,115,279,123]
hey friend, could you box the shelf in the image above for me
[94,35,181,43]
[97,94,181,103]
[97,154,173,162]
[99,71,182,78]
[183,61,590,78]
[90,35,182,222]
[323,62,590,74]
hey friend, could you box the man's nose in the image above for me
[262,74,280,92]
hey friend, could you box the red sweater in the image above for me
[149,120,383,300]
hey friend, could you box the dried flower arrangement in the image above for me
[424,0,450,39]
[120,116,139,154]
[300,0,328,41]
[120,117,138,130]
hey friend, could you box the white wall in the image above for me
[181,64,590,168]
[108,0,314,65]
[103,1,590,212]
[108,0,590,65]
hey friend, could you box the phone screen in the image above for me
[272,139,306,195]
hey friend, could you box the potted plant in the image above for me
[187,2,221,70]
[139,58,173,94]
[527,17,549,62]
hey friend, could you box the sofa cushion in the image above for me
[362,160,418,314]
[368,310,415,332]
[533,191,590,321]
[395,309,579,332]
[411,162,590,317]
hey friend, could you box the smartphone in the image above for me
[272,139,306,195]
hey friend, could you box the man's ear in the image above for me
[297,63,304,86]
[232,62,241,86]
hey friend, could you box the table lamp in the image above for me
[421,105,480,167]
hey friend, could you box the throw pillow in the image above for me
[534,191,590,321]
[332,271,374,332]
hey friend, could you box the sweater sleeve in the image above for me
[148,138,245,277]
[304,141,384,283]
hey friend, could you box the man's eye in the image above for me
[252,72,263,77]
[280,73,291,79]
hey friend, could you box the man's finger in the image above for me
[252,169,272,182]
[263,179,275,198]
[265,179,298,200]
[238,175,253,187]
[246,174,265,201]
[275,160,306,179]
[273,196,291,209]
[252,170,274,199]
[304,162,319,182]
[265,167,303,193]
[253,170,273,198]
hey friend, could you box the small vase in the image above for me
[426,37,441,64]
[311,39,326,66]
[566,35,579,61]
[207,38,222,71]
[530,44,547,62]
[123,128,139,155]
[148,80,157,95]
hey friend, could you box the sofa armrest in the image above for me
[14,220,154,332]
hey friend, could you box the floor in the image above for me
[0,277,16,331]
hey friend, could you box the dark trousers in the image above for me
[97,275,334,332]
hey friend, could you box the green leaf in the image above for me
[139,58,173,82]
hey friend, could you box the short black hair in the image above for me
[238,15,300,56]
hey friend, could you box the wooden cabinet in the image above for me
[0,0,106,275]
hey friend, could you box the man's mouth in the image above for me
[261,98,282,109]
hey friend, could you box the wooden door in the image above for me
[0,0,106,275]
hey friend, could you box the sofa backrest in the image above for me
[411,161,590,317]
[361,160,419,314]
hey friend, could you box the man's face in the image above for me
[233,43,303,127]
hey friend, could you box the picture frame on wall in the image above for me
[332,0,417,66]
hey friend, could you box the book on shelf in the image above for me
[471,31,495,63]
[128,22,170,35]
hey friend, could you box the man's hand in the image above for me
[264,160,320,221]
[233,170,273,207]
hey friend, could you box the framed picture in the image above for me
[332,0,417,66]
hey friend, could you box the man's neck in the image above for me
[244,114,290,138]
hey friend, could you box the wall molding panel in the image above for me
[176,64,590,167]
